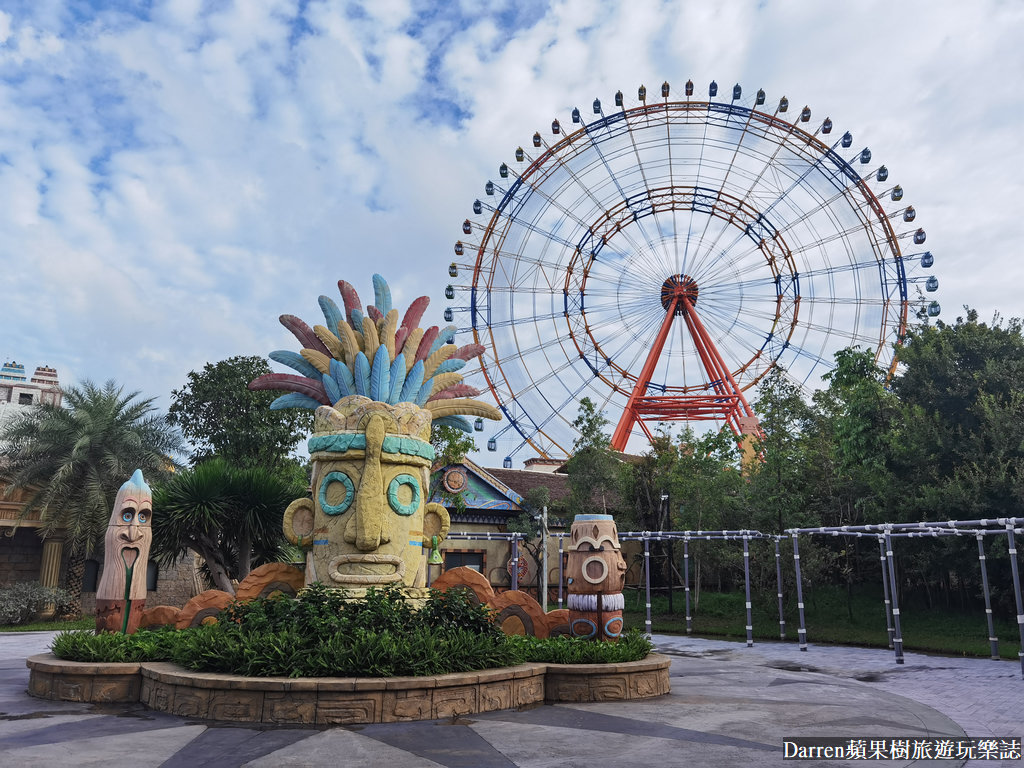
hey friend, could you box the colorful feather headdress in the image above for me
[249,274,501,434]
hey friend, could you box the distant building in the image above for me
[0,363,66,604]
[0,362,62,427]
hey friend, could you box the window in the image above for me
[82,560,99,592]
[444,550,484,573]
[146,561,159,591]
[18,393,32,405]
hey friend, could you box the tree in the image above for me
[168,356,310,470]
[151,458,305,593]
[564,398,621,515]
[0,380,184,615]
[889,310,1024,520]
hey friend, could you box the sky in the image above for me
[2,0,1022,464]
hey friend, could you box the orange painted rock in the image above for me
[487,589,549,638]
[94,598,146,634]
[234,563,305,601]
[175,589,233,629]
[544,608,572,638]
[138,605,181,629]
[430,566,495,606]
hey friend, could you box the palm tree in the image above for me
[0,380,184,615]
[151,458,304,593]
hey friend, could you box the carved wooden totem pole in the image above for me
[95,470,153,634]
[566,514,627,640]
[250,274,500,601]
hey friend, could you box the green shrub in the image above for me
[50,626,178,663]
[51,587,649,676]
[0,582,72,626]
[508,629,653,664]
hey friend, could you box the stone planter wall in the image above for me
[26,652,671,724]
[27,657,142,704]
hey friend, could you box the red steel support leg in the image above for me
[609,278,762,454]
[610,295,680,451]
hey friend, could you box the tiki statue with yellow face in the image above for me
[566,514,627,641]
[95,469,153,634]
[252,274,500,599]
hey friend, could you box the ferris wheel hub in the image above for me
[660,274,699,315]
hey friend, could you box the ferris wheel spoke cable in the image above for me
[683,101,763,275]
[576,111,675,271]
[529,138,665,270]
[491,176,663,287]
[619,104,679,269]
[696,105,802,266]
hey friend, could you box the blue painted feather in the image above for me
[322,373,342,404]
[270,393,323,410]
[353,351,370,396]
[329,358,353,397]
[400,360,424,402]
[372,274,392,315]
[432,415,472,433]
[388,354,407,404]
[269,350,321,379]
[369,345,390,402]
[415,376,434,406]
[429,325,458,356]
[432,358,466,376]
[318,296,345,336]
[351,308,364,334]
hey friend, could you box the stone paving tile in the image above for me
[0,631,1019,767]
[653,635,1023,767]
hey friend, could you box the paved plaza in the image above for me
[0,631,1020,767]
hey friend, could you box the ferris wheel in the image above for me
[447,81,940,462]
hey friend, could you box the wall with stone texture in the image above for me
[0,528,45,585]
[82,556,198,615]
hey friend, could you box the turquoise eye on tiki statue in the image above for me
[319,471,355,516]
[121,511,133,523]
[387,474,420,516]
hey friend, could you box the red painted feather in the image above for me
[451,343,486,361]
[338,280,362,323]
[395,326,410,353]
[248,373,330,404]
[427,383,482,402]
[366,305,383,322]
[280,315,330,356]
[415,326,439,362]
[400,296,430,332]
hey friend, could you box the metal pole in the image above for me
[878,536,894,649]
[511,536,519,591]
[683,537,692,634]
[644,536,652,638]
[792,535,807,651]
[973,533,999,660]
[557,535,564,609]
[1005,523,1024,677]
[540,506,548,612]
[743,535,753,647]
[884,530,904,664]
[774,538,785,640]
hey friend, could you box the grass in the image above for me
[0,617,94,633]
[623,585,1022,661]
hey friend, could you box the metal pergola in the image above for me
[787,519,1024,675]
[441,518,1024,677]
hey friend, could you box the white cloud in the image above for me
[0,0,1021,462]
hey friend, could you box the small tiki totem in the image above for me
[95,470,153,634]
[566,514,627,641]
